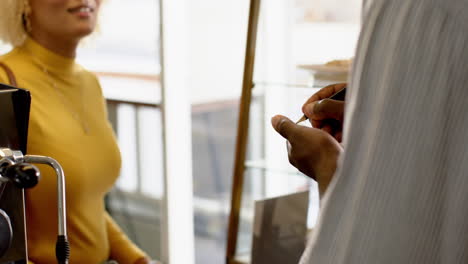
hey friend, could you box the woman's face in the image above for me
[28,0,101,41]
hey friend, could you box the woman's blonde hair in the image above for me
[0,0,29,47]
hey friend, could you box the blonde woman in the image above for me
[0,0,154,263]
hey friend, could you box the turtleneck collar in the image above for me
[19,37,79,74]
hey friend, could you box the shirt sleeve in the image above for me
[105,212,148,264]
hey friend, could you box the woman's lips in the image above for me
[67,6,94,18]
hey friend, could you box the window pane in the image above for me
[190,0,250,262]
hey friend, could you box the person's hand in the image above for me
[271,115,342,196]
[302,83,346,142]
[134,257,150,264]
[134,257,162,264]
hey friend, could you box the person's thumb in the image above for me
[271,115,297,140]
[304,99,344,121]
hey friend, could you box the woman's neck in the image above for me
[28,32,79,58]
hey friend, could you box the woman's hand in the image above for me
[302,83,346,142]
[271,115,342,197]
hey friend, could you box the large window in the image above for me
[190,0,362,263]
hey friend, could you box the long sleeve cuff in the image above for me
[105,212,148,264]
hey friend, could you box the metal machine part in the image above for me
[0,160,40,190]
[0,148,69,264]
[0,209,12,258]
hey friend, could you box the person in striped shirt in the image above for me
[272,0,468,263]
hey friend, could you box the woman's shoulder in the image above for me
[0,47,24,64]
[0,49,21,84]
[75,64,100,85]
[0,48,32,74]
[72,64,104,98]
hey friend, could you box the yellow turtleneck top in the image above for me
[0,38,147,264]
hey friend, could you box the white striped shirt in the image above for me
[301,0,468,263]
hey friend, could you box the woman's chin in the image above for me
[73,27,96,39]
[70,21,96,37]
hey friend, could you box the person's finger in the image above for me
[311,119,320,128]
[302,83,347,110]
[285,140,298,167]
[334,131,343,142]
[304,99,344,121]
[310,118,322,129]
[271,115,298,140]
[321,124,333,135]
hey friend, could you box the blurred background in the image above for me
[0,0,362,263]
